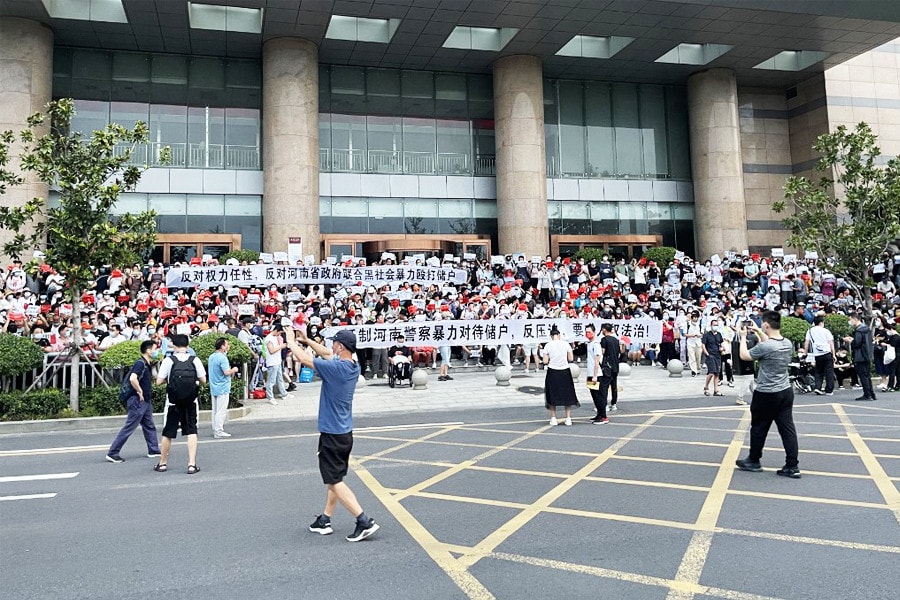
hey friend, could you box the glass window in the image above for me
[112,52,150,82]
[438,199,474,234]
[71,100,109,138]
[666,87,691,179]
[331,197,369,234]
[149,105,187,166]
[640,85,668,178]
[467,74,493,119]
[612,83,642,177]
[226,196,261,216]
[319,113,332,171]
[224,216,261,250]
[330,114,367,171]
[110,101,148,130]
[151,55,188,85]
[188,107,225,168]
[366,115,402,173]
[187,215,225,233]
[585,83,615,177]
[548,201,562,235]
[561,201,591,235]
[225,108,260,168]
[402,117,435,173]
[72,50,111,80]
[186,195,224,215]
[435,74,467,118]
[331,66,365,113]
[225,59,261,90]
[402,71,434,117]
[53,48,73,78]
[404,199,437,234]
[590,201,618,234]
[436,119,471,174]
[149,194,186,214]
[474,199,498,218]
[544,79,559,177]
[618,201,648,234]
[558,81,585,177]
[366,68,401,114]
[319,66,331,112]
[474,123,495,175]
[157,215,186,234]
[109,193,148,216]
[189,57,225,90]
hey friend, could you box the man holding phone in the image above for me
[736,311,800,479]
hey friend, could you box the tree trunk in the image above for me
[69,287,81,412]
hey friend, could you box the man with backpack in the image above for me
[155,334,207,474]
[106,339,161,463]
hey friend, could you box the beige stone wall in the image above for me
[687,68,748,259]
[738,86,792,255]
[0,18,52,257]
[492,55,548,257]
[262,38,319,259]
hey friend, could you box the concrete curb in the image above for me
[0,406,252,435]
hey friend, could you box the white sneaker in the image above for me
[736,398,748,405]
[268,398,279,405]
[214,431,232,438]
[564,417,572,427]
[432,363,438,369]
[549,417,558,426]
[609,404,618,412]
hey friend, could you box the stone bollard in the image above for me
[411,368,428,390]
[618,363,632,378]
[667,359,685,378]
[495,365,512,386]
[569,363,580,382]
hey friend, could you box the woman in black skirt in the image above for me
[542,325,579,426]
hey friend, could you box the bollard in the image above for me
[494,365,512,386]
[667,359,685,378]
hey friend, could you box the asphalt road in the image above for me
[2,396,899,600]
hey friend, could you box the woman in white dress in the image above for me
[542,325,579,426]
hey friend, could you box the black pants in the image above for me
[749,388,799,468]
[855,361,875,398]
[588,386,607,418]
[659,342,676,367]
[813,353,835,393]
[718,356,734,384]
[599,372,618,406]
[835,367,857,388]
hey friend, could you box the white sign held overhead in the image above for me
[287,237,303,264]
[771,248,784,258]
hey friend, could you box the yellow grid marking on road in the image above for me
[727,489,892,510]
[834,404,900,527]
[610,455,721,467]
[455,415,663,570]
[666,411,751,600]
[355,424,463,463]
[584,475,710,493]
[715,527,900,554]
[806,433,900,443]
[491,551,788,600]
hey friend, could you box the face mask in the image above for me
[585,331,595,340]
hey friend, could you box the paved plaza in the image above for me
[1,366,899,599]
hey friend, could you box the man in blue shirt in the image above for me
[106,340,160,463]
[208,337,239,438]
[284,326,379,542]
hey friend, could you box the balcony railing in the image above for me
[114,142,260,170]
[319,150,492,176]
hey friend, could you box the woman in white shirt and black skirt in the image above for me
[543,325,579,426]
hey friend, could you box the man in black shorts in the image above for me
[155,335,207,474]
[284,326,379,542]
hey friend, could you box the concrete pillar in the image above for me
[0,18,53,256]
[687,68,748,259]
[493,55,548,257]
[262,38,319,260]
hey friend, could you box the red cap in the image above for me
[390,299,400,307]
[549,301,558,307]
[518,303,527,311]
[408,305,418,314]
[190,257,202,265]
[111,269,123,278]
[207,314,218,323]
[491,285,500,294]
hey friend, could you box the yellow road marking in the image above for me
[455,414,662,569]
[491,552,788,600]
[716,527,900,554]
[351,460,496,600]
[666,411,751,600]
[834,404,900,527]
[727,489,892,510]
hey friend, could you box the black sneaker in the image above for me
[735,458,762,472]
[855,396,876,401]
[308,515,333,535]
[105,454,124,463]
[814,389,824,395]
[346,518,379,542]
[776,466,801,479]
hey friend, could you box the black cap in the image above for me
[333,329,357,353]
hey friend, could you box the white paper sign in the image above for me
[683,273,697,283]
[710,254,721,265]
[805,251,818,260]
[381,252,396,262]
[491,255,505,265]
[304,255,315,266]
[238,304,256,315]
[463,253,477,261]
[259,253,274,264]
[285,292,302,302]
[176,324,192,335]
[273,252,288,263]
[674,251,685,260]
[411,299,426,310]
[326,256,337,265]
[784,254,797,264]
[443,255,455,262]
[287,237,303,264]
[202,254,212,263]
[771,248,784,258]
[246,293,260,303]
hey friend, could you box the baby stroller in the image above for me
[789,357,816,394]
[388,357,413,388]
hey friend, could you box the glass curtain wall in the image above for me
[548,200,694,250]
[54,47,262,170]
[545,80,691,180]
[321,197,497,237]
[319,65,494,176]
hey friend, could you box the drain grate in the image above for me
[516,386,545,395]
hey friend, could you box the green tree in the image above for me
[777,123,900,316]
[0,99,164,411]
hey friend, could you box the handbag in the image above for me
[299,366,314,383]
[885,344,896,365]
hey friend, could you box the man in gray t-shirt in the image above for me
[736,310,800,478]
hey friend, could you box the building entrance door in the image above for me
[551,235,663,260]
[151,234,242,264]
[321,234,491,264]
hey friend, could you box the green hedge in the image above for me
[780,316,811,346]
[0,334,45,377]
[97,341,143,369]
[642,246,678,268]
[1,383,245,421]
[218,249,259,264]
[190,333,253,366]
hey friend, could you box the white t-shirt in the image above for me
[264,333,283,367]
[157,352,206,386]
[542,339,571,370]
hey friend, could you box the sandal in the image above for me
[187,465,200,475]
[703,389,710,396]
[153,463,167,472]
[713,392,725,397]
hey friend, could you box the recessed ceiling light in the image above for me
[188,3,263,34]
[556,35,634,59]
[442,26,519,52]
[753,50,829,71]
[41,0,127,23]
[655,43,733,65]
[326,15,400,44]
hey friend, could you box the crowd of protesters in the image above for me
[2,247,900,396]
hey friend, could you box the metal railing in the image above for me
[474,154,495,176]
[321,149,488,176]
[114,142,260,170]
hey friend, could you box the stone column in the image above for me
[262,38,319,260]
[0,18,53,256]
[687,68,748,259]
[493,55,548,257]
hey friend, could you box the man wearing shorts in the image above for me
[284,327,379,542]
[155,335,206,474]
[701,317,725,397]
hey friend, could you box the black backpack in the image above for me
[118,361,146,406]
[167,356,199,403]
